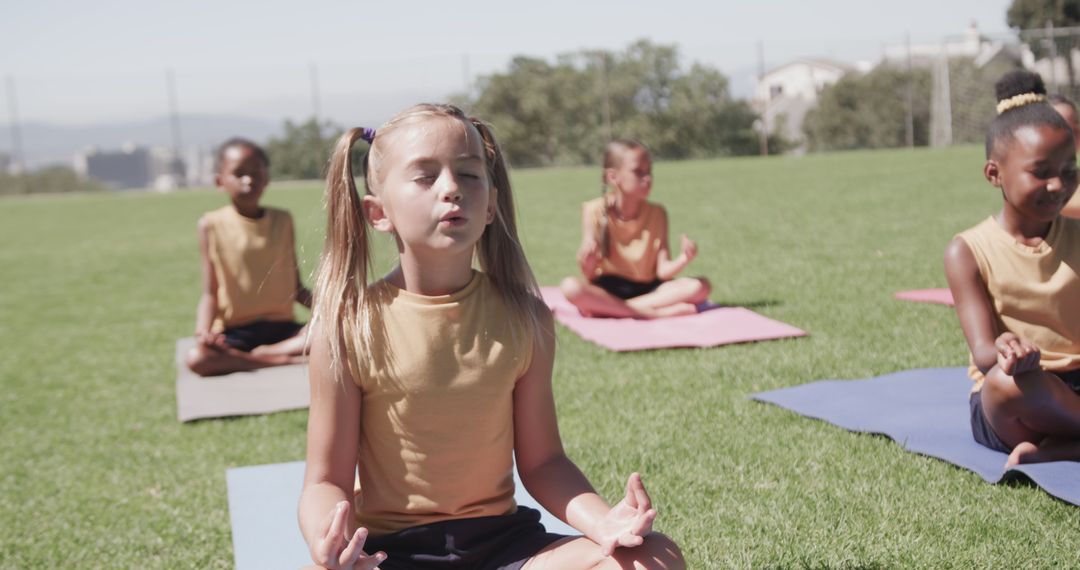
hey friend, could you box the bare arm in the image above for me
[514,306,656,555]
[655,208,695,280]
[295,265,313,310]
[194,217,222,344]
[577,203,601,278]
[298,329,382,568]
[288,214,313,310]
[944,237,1039,375]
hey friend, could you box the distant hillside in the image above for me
[0,114,282,168]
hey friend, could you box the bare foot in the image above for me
[650,303,698,318]
[250,345,274,356]
[1006,441,1038,468]
[1006,437,1080,467]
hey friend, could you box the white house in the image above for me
[753,58,854,153]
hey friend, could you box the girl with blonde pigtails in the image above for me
[297,104,685,570]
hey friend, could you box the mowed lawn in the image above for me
[2,145,1079,568]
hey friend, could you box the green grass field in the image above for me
[2,145,1079,568]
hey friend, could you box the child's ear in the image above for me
[603,168,617,186]
[362,195,394,233]
[214,173,223,190]
[984,159,1002,187]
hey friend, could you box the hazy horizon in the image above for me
[4,0,1013,127]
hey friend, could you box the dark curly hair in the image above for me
[986,70,1071,159]
[214,137,270,172]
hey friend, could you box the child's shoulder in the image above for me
[582,196,605,210]
[955,215,998,243]
[197,205,234,231]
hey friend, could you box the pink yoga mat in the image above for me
[894,288,954,306]
[539,287,806,351]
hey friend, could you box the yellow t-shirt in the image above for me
[203,205,297,331]
[957,215,1080,390]
[348,271,535,536]
[583,196,668,282]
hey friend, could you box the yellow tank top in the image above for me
[957,215,1080,390]
[584,196,667,282]
[348,272,534,535]
[203,205,297,331]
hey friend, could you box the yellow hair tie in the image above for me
[996,92,1047,115]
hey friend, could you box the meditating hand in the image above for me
[310,501,386,570]
[591,472,658,557]
[995,332,1041,376]
[679,234,697,264]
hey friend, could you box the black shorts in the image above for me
[222,320,303,352]
[970,369,1080,453]
[592,275,664,300]
[969,390,1010,453]
[364,506,569,570]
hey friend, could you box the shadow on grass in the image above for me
[706,299,782,310]
[1000,471,1076,507]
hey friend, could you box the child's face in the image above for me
[607,148,652,199]
[1052,102,1080,142]
[216,145,268,206]
[991,125,1078,222]
[372,117,493,254]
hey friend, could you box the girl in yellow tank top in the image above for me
[298,105,685,570]
[945,70,1080,468]
[559,140,710,318]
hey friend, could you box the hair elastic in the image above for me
[360,128,376,143]
[997,93,1047,115]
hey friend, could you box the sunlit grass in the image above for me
[1,145,1077,568]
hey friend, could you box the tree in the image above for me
[945,57,1020,145]
[1007,0,1080,90]
[0,166,105,196]
[803,65,932,152]
[265,117,343,181]
[459,39,773,167]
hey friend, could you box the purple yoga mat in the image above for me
[752,367,1080,506]
[540,286,806,351]
[894,288,955,306]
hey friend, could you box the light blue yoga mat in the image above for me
[752,367,1080,506]
[227,461,579,570]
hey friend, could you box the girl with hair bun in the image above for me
[945,70,1080,467]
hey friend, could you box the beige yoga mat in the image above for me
[174,337,309,422]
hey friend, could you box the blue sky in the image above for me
[2,0,1013,127]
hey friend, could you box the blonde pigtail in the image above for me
[470,118,545,342]
[312,128,374,376]
[598,175,611,258]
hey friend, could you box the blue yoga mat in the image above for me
[752,367,1080,506]
[227,461,579,570]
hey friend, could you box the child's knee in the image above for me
[185,345,213,376]
[676,277,709,302]
[695,277,711,297]
[982,366,1035,408]
[609,532,685,570]
[561,276,586,300]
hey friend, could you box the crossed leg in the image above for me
[523,533,685,570]
[185,325,309,377]
[560,277,710,319]
[979,366,1080,466]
